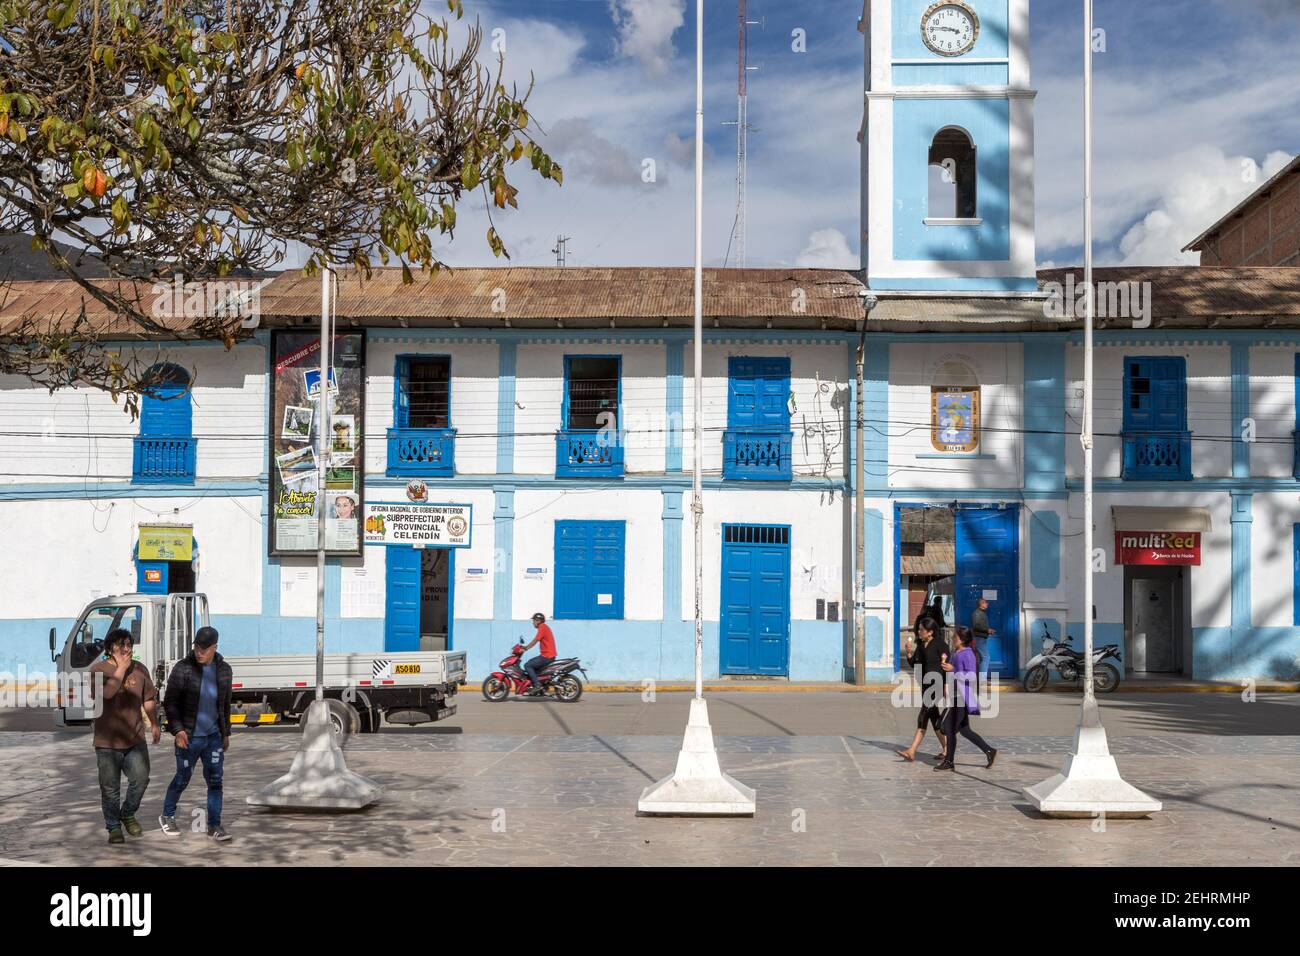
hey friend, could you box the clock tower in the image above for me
[858,0,1037,291]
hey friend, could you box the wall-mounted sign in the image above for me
[405,479,429,503]
[269,331,365,556]
[363,502,472,548]
[138,525,192,562]
[1115,531,1201,566]
[144,569,163,584]
[931,387,981,453]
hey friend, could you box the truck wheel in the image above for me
[324,698,360,742]
[358,708,381,734]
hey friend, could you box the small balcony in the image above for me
[556,429,624,478]
[723,428,793,481]
[1122,430,1191,481]
[387,427,456,477]
[132,437,196,484]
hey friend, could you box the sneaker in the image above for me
[985,749,998,769]
[122,816,143,837]
[207,825,232,843]
[158,814,181,836]
[108,828,125,845]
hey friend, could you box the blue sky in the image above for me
[437,0,1299,270]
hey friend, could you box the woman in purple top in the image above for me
[935,627,997,772]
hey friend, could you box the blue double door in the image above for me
[720,524,791,676]
[384,546,454,652]
[953,507,1019,675]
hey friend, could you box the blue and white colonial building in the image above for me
[1,0,1299,684]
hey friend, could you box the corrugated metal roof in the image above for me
[0,278,261,337]
[1037,266,1300,324]
[900,541,956,576]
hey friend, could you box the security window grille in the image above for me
[723,525,789,546]
[566,357,619,430]
[401,357,450,429]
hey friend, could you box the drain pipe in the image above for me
[854,289,879,685]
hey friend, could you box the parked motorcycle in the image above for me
[1022,622,1121,693]
[481,641,588,702]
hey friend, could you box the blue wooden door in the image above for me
[554,520,625,619]
[720,524,790,676]
[140,365,192,438]
[728,358,790,428]
[954,507,1019,675]
[385,546,422,651]
[137,561,169,595]
[1124,357,1186,432]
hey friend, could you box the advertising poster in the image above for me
[269,331,366,556]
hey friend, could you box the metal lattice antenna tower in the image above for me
[723,1,760,268]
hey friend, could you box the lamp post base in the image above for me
[637,698,756,816]
[246,699,382,810]
[1023,695,1161,818]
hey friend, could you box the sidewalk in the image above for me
[579,677,1300,693]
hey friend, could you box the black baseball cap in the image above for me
[194,626,220,648]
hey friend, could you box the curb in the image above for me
[573,681,1300,694]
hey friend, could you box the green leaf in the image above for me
[461,164,480,190]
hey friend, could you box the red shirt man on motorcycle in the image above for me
[521,613,557,696]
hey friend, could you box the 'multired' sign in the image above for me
[363,503,471,548]
[1114,531,1200,566]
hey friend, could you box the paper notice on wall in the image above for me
[597,593,613,605]
[341,567,384,618]
[982,590,998,601]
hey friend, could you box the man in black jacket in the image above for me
[159,626,234,842]
[896,616,949,763]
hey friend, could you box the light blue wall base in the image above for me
[1192,627,1300,681]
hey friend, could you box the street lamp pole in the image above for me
[316,263,331,702]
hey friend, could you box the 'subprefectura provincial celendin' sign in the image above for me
[363,503,472,549]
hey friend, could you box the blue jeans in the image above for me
[95,742,150,832]
[163,732,224,828]
[524,656,554,689]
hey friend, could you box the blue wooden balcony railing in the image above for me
[1121,430,1191,481]
[386,427,456,477]
[555,429,624,478]
[722,428,793,481]
[132,437,196,484]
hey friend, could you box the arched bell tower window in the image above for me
[927,127,978,222]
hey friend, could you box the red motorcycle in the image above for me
[482,642,587,702]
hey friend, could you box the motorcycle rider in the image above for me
[521,612,557,696]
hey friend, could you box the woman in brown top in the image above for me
[89,627,160,845]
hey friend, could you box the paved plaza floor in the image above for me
[2,692,1297,866]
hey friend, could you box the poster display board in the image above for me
[269,331,365,556]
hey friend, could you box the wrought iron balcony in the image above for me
[723,428,793,481]
[132,437,196,484]
[387,427,456,477]
[1121,430,1191,481]
[555,429,624,478]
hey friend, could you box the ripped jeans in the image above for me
[163,731,224,828]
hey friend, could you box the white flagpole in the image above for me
[1024,0,1160,817]
[638,0,754,816]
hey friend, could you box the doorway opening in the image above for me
[897,507,956,643]
[1123,565,1190,675]
[420,548,451,651]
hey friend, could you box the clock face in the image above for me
[921,2,979,57]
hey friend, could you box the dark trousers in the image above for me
[524,656,555,689]
[95,741,150,832]
[942,705,994,763]
[163,732,224,828]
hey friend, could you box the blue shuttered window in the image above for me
[1122,356,1190,481]
[133,363,195,483]
[388,355,455,476]
[553,520,625,620]
[724,357,792,480]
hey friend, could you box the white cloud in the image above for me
[608,0,686,75]
[795,228,855,269]
[1116,149,1294,265]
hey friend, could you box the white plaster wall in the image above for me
[511,488,662,620]
[0,495,263,620]
[0,342,266,484]
[684,343,851,480]
[680,489,847,623]
[887,342,1023,489]
[1250,492,1300,628]
[1060,491,1233,631]
[364,340,501,475]
[1066,344,1232,479]
[1248,347,1295,479]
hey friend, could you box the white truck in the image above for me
[50,592,467,739]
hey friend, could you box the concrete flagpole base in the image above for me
[637,698,756,816]
[1023,694,1161,818]
[246,699,382,810]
